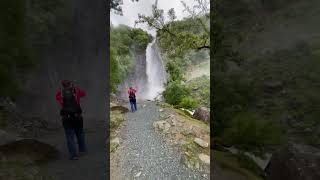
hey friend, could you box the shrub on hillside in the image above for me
[166,61,184,82]
[163,81,190,105]
[213,71,255,136]
[179,97,198,110]
[223,112,284,156]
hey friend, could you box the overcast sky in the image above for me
[110,0,200,35]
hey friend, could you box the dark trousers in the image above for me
[129,99,137,112]
[62,114,87,158]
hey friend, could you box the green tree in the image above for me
[135,0,210,58]
[165,61,184,82]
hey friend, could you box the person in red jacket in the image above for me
[55,80,87,160]
[128,85,137,112]
[56,80,86,113]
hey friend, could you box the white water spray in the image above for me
[145,37,166,100]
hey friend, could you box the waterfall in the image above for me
[145,37,166,100]
[116,37,166,101]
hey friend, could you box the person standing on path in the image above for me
[128,85,137,112]
[55,80,87,160]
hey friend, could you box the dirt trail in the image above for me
[111,101,208,179]
[38,118,107,180]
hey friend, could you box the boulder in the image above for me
[265,143,320,180]
[194,138,209,148]
[193,107,210,122]
[198,153,210,164]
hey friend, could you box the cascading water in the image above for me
[145,37,167,100]
[116,36,166,101]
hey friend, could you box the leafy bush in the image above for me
[179,97,198,110]
[163,81,190,105]
[166,61,184,82]
[213,71,256,136]
[223,112,284,155]
[186,76,210,108]
[130,28,153,49]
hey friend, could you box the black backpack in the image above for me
[62,88,79,113]
[129,89,135,100]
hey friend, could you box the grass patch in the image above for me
[110,110,125,132]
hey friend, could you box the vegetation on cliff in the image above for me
[110,25,152,93]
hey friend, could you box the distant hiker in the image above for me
[56,80,87,160]
[128,85,137,112]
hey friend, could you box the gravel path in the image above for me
[38,118,107,180]
[111,101,208,180]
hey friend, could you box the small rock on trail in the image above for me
[194,138,209,148]
[198,153,210,164]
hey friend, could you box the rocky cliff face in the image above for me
[15,0,107,125]
[116,46,149,101]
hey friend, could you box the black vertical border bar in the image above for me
[106,0,110,180]
[210,0,214,178]
[105,0,110,179]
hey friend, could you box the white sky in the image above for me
[110,0,199,35]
